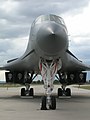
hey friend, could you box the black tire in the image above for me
[21,88,26,96]
[41,96,47,110]
[58,88,63,96]
[65,88,71,96]
[49,96,56,110]
[29,88,34,96]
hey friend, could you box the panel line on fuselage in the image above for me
[22,49,35,60]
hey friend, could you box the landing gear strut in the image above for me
[57,72,71,97]
[39,59,62,110]
[21,71,34,97]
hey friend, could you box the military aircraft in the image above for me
[0,14,90,110]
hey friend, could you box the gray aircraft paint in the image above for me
[0,14,90,73]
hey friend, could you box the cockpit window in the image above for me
[34,15,65,26]
[50,15,65,25]
[41,15,50,21]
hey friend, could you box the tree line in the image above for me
[32,80,60,84]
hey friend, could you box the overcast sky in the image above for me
[0,0,90,80]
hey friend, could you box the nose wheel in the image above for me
[41,96,56,110]
[49,96,56,110]
[41,96,47,110]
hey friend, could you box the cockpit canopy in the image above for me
[36,14,65,24]
[31,14,68,34]
[32,14,66,27]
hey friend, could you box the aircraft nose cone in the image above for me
[37,22,68,54]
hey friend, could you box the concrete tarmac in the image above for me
[0,85,90,120]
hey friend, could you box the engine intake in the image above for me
[59,72,87,85]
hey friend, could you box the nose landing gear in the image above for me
[39,59,62,110]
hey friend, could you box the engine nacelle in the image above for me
[5,72,25,84]
[67,72,87,85]
[59,72,87,85]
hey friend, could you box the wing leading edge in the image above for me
[66,49,90,71]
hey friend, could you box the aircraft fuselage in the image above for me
[3,14,90,73]
[29,15,68,60]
